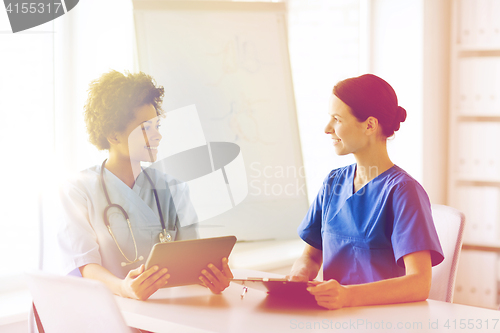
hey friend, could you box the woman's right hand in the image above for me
[120,264,170,300]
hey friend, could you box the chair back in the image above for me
[428,204,465,303]
[26,270,132,333]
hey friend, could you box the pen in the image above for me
[241,286,248,299]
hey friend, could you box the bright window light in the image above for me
[0,14,54,279]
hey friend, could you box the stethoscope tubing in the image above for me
[100,159,174,231]
[100,159,175,265]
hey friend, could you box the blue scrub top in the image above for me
[298,164,444,285]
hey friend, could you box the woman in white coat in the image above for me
[58,70,232,301]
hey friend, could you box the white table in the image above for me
[115,270,500,333]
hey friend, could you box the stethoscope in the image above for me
[100,159,174,267]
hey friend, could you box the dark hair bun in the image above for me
[397,106,407,122]
[392,106,407,132]
[333,74,405,137]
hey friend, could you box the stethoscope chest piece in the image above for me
[159,230,172,243]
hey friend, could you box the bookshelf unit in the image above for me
[448,0,500,309]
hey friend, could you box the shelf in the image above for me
[456,179,500,187]
[462,242,500,253]
[457,115,500,121]
[457,47,500,57]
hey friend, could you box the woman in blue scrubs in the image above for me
[289,74,444,310]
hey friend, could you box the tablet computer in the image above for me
[145,235,237,288]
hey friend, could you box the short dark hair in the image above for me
[333,74,407,137]
[84,70,165,150]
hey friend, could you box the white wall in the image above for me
[422,0,451,204]
[369,0,450,203]
[54,0,135,175]
[370,0,424,182]
[287,0,361,203]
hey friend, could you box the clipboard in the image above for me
[231,277,315,299]
[145,235,237,288]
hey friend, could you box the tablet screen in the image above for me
[145,236,237,288]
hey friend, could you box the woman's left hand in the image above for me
[199,257,233,294]
[307,279,350,310]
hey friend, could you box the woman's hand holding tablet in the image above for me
[199,257,233,294]
[120,264,171,301]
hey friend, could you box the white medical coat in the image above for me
[58,164,198,279]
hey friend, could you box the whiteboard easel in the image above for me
[133,1,308,240]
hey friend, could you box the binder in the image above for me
[457,122,500,180]
[481,58,500,115]
[457,122,474,177]
[491,0,500,45]
[475,123,500,179]
[475,58,488,113]
[476,0,491,46]
[494,58,500,113]
[471,123,483,179]
[458,0,500,47]
[458,58,500,116]
[483,123,500,179]
[457,58,474,115]
[457,186,500,243]
[459,0,477,45]
[455,250,498,308]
